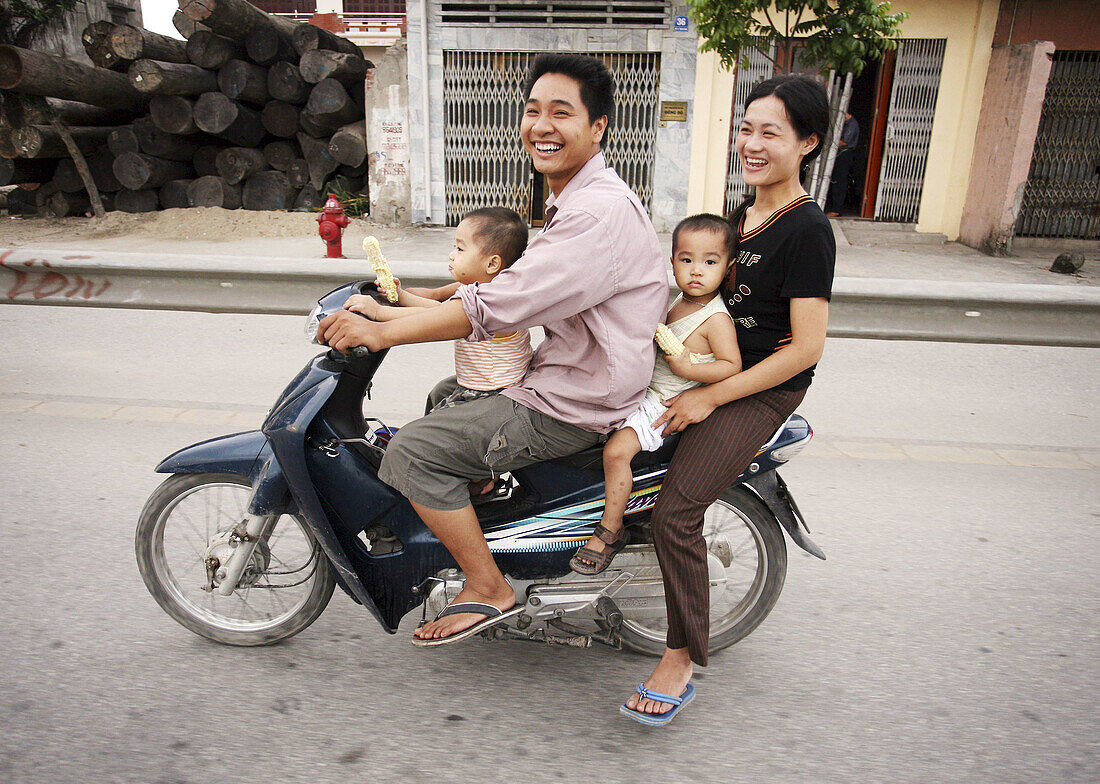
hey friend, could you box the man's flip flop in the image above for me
[411,602,523,648]
[619,682,696,727]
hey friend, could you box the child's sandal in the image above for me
[569,523,626,575]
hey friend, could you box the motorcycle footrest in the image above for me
[595,595,624,630]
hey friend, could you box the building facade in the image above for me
[253,0,405,62]
[686,0,1099,246]
[975,0,1100,247]
[405,1,697,231]
[252,1,1098,248]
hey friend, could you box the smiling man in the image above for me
[318,53,667,645]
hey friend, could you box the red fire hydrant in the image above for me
[317,194,351,258]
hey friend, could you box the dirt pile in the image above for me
[3,207,406,252]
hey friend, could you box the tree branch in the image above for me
[46,108,104,219]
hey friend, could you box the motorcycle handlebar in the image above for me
[341,284,390,359]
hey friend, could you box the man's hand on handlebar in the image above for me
[317,309,385,353]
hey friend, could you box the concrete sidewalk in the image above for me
[2,212,1098,346]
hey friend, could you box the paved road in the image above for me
[1,306,1097,783]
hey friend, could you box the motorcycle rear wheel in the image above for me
[616,486,787,658]
[136,473,335,646]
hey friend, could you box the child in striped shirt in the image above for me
[344,207,532,411]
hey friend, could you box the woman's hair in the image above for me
[672,213,738,261]
[464,207,530,268]
[522,53,615,149]
[743,73,830,164]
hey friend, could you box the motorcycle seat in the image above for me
[543,414,803,475]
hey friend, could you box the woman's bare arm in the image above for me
[653,297,828,434]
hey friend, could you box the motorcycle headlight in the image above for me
[305,303,324,344]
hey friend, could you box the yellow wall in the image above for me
[892,0,1000,238]
[687,0,1001,239]
[687,50,736,215]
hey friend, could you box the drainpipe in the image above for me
[419,0,432,222]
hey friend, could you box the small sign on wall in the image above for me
[660,101,688,122]
[674,15,689,31]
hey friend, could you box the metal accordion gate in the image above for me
[723,44,776,215]
[1016,50,1100,240]
[873,38,946,223]
[442,50,660,227]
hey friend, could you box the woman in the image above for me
[621,74,835,726]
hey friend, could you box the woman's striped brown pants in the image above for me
[652,386,806,666]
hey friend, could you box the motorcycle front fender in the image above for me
[156,430,269,478]
[155,431,288,515]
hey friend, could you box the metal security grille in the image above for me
[1017,51,1100,239]
[253,0,316,13]
[343,1,405,12]
[441,2,668,26]
[724,43,776,214]
[874,39,946,223]
[442,50,659,226]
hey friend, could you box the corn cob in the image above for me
[654,323,685,357]
[363,235,398,302]
[655,324,706,364]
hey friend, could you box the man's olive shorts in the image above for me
[378,393,603,511]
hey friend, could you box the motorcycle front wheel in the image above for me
[136,473,335,646]
[616,486,787,658]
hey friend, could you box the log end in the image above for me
[0,46,25,90]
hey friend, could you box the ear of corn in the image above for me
[363,235,398,302]
[654,323,685,357]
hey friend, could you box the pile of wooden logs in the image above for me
[0,0,370,216]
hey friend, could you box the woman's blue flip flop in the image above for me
[619,682,696,726]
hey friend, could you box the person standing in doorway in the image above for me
[826,111,859,217]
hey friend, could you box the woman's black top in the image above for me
[723,194,836,391]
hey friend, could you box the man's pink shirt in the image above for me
[459,152,667,433]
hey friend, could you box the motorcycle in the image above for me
[136,281,825,655]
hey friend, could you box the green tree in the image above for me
[1,0,80,47]
[688,0,908,76]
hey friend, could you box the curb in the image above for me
[3,247,1099,347]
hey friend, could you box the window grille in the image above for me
[252,1,405,16]
[343,1,406,13]
[441,1,668,26]
[1016,50,1100,240]
[251,0,317,14]
[442,50,659,226]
